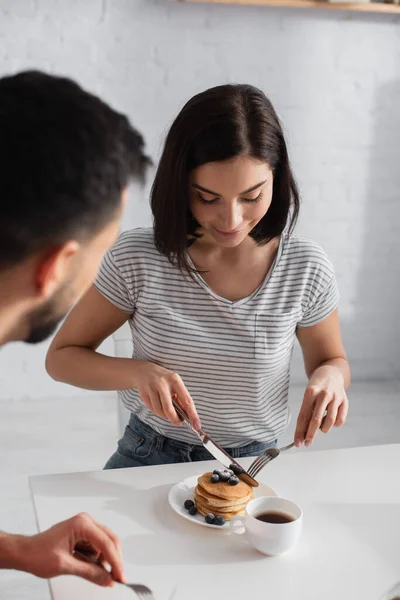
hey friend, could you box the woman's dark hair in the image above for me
[151,83,300,273]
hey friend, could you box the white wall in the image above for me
[0,0,399,399]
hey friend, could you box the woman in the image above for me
[46,84,350,469]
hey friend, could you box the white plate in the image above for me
[168,474,277,530]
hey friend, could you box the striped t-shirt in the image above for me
[95,227,339,447]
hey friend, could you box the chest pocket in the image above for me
[254,309,300,368]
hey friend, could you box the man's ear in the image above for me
[34,241,80,299]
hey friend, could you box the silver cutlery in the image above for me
[381,581,400,600]
[126,584,156,600]
[74,548,155,599]
[172,397,259,487]
[247,442,295,478]
[247,412,330,478]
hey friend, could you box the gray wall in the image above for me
[0,0,399,398]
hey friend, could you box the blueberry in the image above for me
[205,513,215,524]
[229,476,240,486]
[214,515,226,526]
[211,473,220,483]
[219,471,231,482]
[188,505,198,516]
[184,499,194,510]
[213,469,222,475]
[230,464,244,476]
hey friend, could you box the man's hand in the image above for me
[2,513,125,587]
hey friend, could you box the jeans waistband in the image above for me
[127,414,276,454]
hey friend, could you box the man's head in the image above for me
[0,70,149,344]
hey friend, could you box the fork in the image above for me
[247,442,295,478]
[248,412,330,478]
[74,548,155,599]
[127,584,156,599]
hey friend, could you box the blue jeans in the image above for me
[104,415,277,469]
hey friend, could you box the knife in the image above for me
[172,398,259,488]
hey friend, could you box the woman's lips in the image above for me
[214,228,244,237]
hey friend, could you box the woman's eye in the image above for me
[198,193,218,205]
[242,191,263,203]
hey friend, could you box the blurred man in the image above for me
[0,70,149,587]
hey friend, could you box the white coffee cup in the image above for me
[244,496,303,556]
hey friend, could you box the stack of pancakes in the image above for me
[194,472,254,520]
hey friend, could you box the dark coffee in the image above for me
[255,510,294,524]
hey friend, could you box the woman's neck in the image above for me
[190,233,278,267]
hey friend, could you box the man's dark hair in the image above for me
[0,70,150,269]
[151,83,300,273]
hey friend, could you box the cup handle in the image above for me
[228,514,246,533]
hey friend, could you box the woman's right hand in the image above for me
[134,361,201,430]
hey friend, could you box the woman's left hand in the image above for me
[294,365,349,448]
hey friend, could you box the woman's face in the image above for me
[190,155,273,248]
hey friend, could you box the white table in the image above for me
[30,444,400,600]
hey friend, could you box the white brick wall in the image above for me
[0,0,399,398]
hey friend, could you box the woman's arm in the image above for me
[46,285,135,390]
[294,309,350,447]
[46,286,200,428]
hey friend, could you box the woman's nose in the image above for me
[219,202,243,231]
